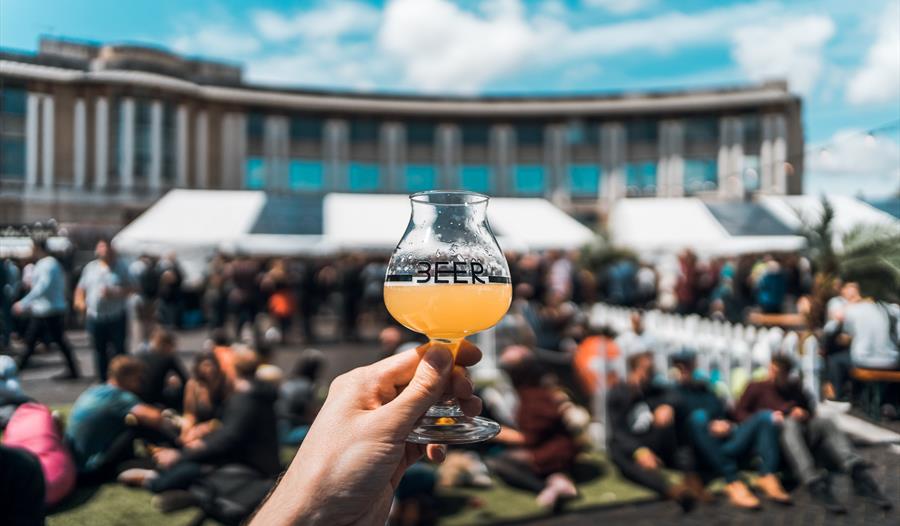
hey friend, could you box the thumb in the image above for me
[386,344,454,425]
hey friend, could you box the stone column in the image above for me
[41,95,54,189]
[491,124,512,196]
[771,114,787,195]
[119,98,135,191]
[382,122,404,192]
[94,97,108,190]
[149,100,163,191]
[175,105,188,188]
[324,119,348,191]
[194,111,208,189]
[546,124,567,203]
[220,112,247,190]
[25,93,39,189]
[601,122,625,204]
[437,124,459,189]
[73,98,86,189]
[263,115,289,190]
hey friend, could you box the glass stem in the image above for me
[425,337,465,417]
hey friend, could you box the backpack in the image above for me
[189,464,274,526]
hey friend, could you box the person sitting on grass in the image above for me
[277,348,324,445]
[138,328,187,410]
[735,354,892,514]
[64,356,167,483]
[118,347,281,512]
[177,351,230,445]
[670,351,789,510]
[607,351,697,512]
[487,345,584,511]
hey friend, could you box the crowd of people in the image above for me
[1,236,898,525]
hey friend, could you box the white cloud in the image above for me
[583,0,656,16]
[253,1,380,41]
[170,26,260,57]
[846,0,900,104]
[731,15,835,95]
[806,129,900,197]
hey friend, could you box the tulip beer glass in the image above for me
[384,191,511,443]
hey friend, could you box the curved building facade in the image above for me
[1,37,803,227]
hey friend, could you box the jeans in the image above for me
[781,415,863,485]
[18,314,80,377]
[87,314,127,382]
[688,410,779,482]
[826,350,852,400]
[610,424,693,496]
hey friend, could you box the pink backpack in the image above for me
[2,403,77,506]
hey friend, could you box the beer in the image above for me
[384,282,511,341]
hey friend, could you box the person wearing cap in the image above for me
[671,351,788,510]
[735,354,891,514]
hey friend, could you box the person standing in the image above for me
[13,238,80,379]
[75,240,132,382]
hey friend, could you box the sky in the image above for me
[1,0,898,198]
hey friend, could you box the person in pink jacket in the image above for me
[3,402,77,506]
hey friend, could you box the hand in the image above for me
[789,407,809,421]
[184,439,205,450]
[250,341,483,526]
[709,419,732,438]
[653,404,674,428]
[770,411,784,425]
[153,447,181,469]
[11,302,24,316]
[634,447,660,470]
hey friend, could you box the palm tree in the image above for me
[799,197,900,328]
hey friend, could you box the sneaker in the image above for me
[851,465,893,511]
[151,490,198,513]
[807,478,846,514]
[684,472,715,504]
[117,468,157,488]
[753,474,792,505]
[724,481,761,510]
[667,483,697,514]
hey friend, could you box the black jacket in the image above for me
[182,381,281,477]
[607,382,671,457]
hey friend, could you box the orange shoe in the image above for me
[684,472,715,504]
[754,474,792,505]
[725,481,761,510]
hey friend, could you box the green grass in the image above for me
[41,405,655,525]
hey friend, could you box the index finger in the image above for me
[368,340,483,388]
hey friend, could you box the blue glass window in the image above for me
[404,164,436,192]
[348,163,380,191]
[290,116,322,140]
[247,113,265,138]
[289,160,323,191]
[350,119,379,143]
[625,162,657,194]
[461,123,490,146]
[245,157,265,189]
[516,122,544,145]
[407,121,435,145]
[513,165,545,194]
[459,165,490,192]
[0,87,26,114]
[1,137,25,178]
[0,86,26,179]
[569,164,600,195]
[684,159,718,194]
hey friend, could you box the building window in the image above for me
[245,157,265,189]
[569,164,600,196]
[407,121,435,145]
[350,118,379,143]
[459,165,490,192]
[288,159,323,191]
[0,86,26,179]
[290,116,322,141]
[512,165,545,194]
[516,122,544,146]
[625,161,657,196]
[134,100,152,182]
[741,114,761,145]
[348,162,379,191]
[685,117,719,144]
[461,122,490,146]
[247,112,265,139]
[626,119,658,143]
[567,120,599,145]
[162,104,176,185]
[684,158,718,194]
[404,164,436,192]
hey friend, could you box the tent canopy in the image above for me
[609,195,898,258]
[114,190,594,259]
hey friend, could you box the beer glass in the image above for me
[384,191,511,443]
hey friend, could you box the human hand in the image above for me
[789,407,809,421]
[770,411,784,425]
[653,404,674,428]
[11,302,24,316]
[709,419,732,438]
[634,447,660,470]
[153,447,181,469]
[250,341,483,526]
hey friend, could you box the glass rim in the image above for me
[409,190,489,206]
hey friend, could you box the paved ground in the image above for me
[5,328,899,525]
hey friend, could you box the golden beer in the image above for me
[384,283,511,342]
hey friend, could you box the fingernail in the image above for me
[425,346,452,373]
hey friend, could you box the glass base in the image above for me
[406,401,500,444]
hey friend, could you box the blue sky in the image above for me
[2,0,898,197]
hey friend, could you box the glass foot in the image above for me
[406,402,500,444]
